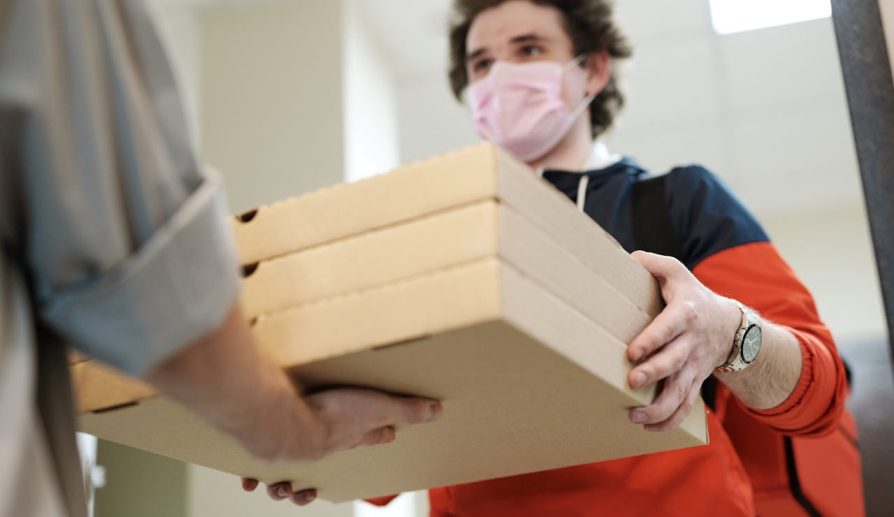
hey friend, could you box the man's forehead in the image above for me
[467,2,567,52]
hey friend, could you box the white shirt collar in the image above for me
[583,140,622,171]
[536,141,622,179]
[575,142,621,212]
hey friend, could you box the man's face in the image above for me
[465,0,577,85]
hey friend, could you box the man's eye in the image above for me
[521,45,543,57]
[473,59,493,73]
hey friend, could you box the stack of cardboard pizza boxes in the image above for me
[72,144,707,502]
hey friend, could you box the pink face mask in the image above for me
[466,57,596,162]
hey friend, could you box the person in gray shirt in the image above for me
[0,1,442,516]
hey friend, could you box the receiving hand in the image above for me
[240,387,442,506]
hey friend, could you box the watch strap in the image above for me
[715,301,749,373]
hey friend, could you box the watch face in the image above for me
[742,325,762,363]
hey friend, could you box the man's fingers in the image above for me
[631,251,688,283]
[241,478,259,492]
[386,397,443,427]
[306,389,443,457]
[628,299,697,363]
[261,482,317,506]
[357,394,443,431]
[629,334,692,388]
[289,489,318,506]
[267,482,293,501]
[629,368,696,425]
[644,378,702,432]
[360,426,397,447]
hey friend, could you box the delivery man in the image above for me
[0,1,441,516]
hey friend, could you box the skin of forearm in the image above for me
[714,317,803,410]
[143,303,320,459]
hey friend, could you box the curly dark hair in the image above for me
[448,0,632,138]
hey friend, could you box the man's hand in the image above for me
[234,384,442,463]
[299,387,443,460]
[147,304,442,464]
[239,388,441,506]
[242,479,318,507]
[625,251,741,431]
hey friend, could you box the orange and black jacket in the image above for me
[373,160,853,516]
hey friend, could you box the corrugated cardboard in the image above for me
[74,144,707,502]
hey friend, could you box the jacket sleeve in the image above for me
[692,241,848,436]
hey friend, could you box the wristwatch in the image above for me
[715,301,762,373]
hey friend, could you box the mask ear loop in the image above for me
[564,54,599,121]
[572,54,595,209]
[568,54,601,172]
[564,54,588,70]
[571,91,598,119]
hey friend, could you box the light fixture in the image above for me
[708,0,832,35]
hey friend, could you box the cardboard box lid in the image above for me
[231,144,661,318]
[77,259,706,502]
[230,144,501,264]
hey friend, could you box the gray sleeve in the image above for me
[0,0,240,375]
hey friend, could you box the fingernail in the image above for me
[632,371,647,388]
[427,402,442,421]
[304,491,316,503]
[277,487,289,498]
[631,411,646,424]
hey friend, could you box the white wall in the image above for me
[763,207,888,345]
[396,75,478,164]
[199,0,346,213]
[343,0,401,182]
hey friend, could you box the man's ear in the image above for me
[584,51,612,97]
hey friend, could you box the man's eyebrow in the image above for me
[510,33,547,45]
[467,33,548,62]
[466,47,489,62]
